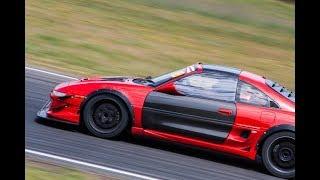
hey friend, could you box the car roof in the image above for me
[201,64,241,75]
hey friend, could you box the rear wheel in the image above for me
[262,131,295,179]
[82,94,129,139]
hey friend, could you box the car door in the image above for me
[142,70,239,143]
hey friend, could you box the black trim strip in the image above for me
[144,107,234,126]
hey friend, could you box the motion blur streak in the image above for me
[25,149,159,180]
[26,0,294,90]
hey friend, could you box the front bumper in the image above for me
[36,100,78,125]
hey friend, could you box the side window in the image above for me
[236,81,269,107]
[174,71,238,102]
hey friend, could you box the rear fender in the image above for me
[256,124,295,157]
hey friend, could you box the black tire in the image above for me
[82,94,130,139]
[262,131,295,179]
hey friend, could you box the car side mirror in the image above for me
[155,82,178,94]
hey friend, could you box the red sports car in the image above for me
[38,63,295,179]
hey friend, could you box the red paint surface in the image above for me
[45,65,294,160]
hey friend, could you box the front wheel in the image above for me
[82,94,129,139]
[262,131,295,179]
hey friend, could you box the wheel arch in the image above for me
[256,124,295,157]
[79,89,134,127]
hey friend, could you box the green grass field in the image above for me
[26,160,118,180]
[26,0,294,89]
[26,161,99,180]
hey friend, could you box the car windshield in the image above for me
[151,64,199,86]
[265,79,295,102]
[151,68,186,86]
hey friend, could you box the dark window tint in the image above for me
[236,81,269,106]
[174,71,238,101]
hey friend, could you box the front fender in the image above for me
[79,89,134,123]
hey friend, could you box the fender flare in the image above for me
[79,89,134,124]
[256,124,295,154]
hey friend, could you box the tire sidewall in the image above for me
[82,94,129,139]
[262,131,295,179]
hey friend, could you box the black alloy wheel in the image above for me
[262,131,295,179]
[83,94,129,139]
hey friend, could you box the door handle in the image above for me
[218,108,233,116]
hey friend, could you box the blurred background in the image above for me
[26,0,294,90]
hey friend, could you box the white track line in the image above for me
[25,149,159,180]
[25,67,77,80]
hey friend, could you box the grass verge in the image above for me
[26,160,119,180]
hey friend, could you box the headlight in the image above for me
[51,90,68,97]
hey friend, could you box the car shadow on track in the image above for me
[122,136,267,174]
[35,117,81,132]
[35,117,269,176]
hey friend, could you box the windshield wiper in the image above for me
[145,79,154,84]
[144,75,155,84]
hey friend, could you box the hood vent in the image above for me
[79,76,132,82]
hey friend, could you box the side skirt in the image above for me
[131,127,256,160]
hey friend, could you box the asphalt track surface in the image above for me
[25,67,283,180]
